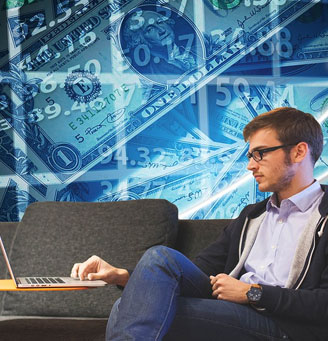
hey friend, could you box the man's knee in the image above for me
[137,245,183,272]
[141,245,175,262]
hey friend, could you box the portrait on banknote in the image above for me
[119,4,205,84]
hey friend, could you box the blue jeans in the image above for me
[106,246,290,340]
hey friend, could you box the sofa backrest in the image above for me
[176,219,230,260]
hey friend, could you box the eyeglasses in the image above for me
[247,144,297,162]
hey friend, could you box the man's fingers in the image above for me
[78,256,102,280]
[212,288,220,298]
[71,256,104,281]
[78,262,92,280]
[212,286,219,295]
[211,280,221,291]
[88,272,104,280]
[210,275,216,285]
[210,273,224,285]
[212,285,223,299]
[70,263,81,279]
[211,275,224,294]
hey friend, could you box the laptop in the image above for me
[0,236,107,288]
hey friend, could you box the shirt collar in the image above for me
[266,180,323,212]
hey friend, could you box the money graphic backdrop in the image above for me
[0,0,327,221]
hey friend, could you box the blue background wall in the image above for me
[0,0,327,221]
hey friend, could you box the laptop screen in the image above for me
[0,237,18,286]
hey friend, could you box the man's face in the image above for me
[139,11,175,48]
[247,128,296,194]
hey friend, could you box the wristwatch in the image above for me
[246,284,262,304]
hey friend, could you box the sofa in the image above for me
[0,199,229,340]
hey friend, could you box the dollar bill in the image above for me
[0,130,47,196]
[53,128,236,199]
[184,148,271,220]
[231,1,328,71]
[188,174,269,220]
[54,143,242,207]
[201,77,275,144]
[111,134,223,176]
[0,0,318,185]
[5,0,97,50]
[50,91,229,202]
[7,7,47,49]
[0,167,44,221]
[2,0,51,63]
[52,77,248,205]
[0,179,36,221]
[107,146,243,211]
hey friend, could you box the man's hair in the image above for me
[243,107,323,164]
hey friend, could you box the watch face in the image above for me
[247,286,262,303]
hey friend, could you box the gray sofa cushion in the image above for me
[1,199,178,318]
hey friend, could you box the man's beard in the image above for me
[272,152,296,194]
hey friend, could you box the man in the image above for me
[71,107,328,340]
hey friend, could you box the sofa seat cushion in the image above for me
[1,199,178,318]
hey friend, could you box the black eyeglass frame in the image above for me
[247,144,297,162]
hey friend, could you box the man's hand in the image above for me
[70,255,129,287]
[210,273,251,304]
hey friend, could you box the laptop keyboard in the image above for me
[25,277,66,285]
